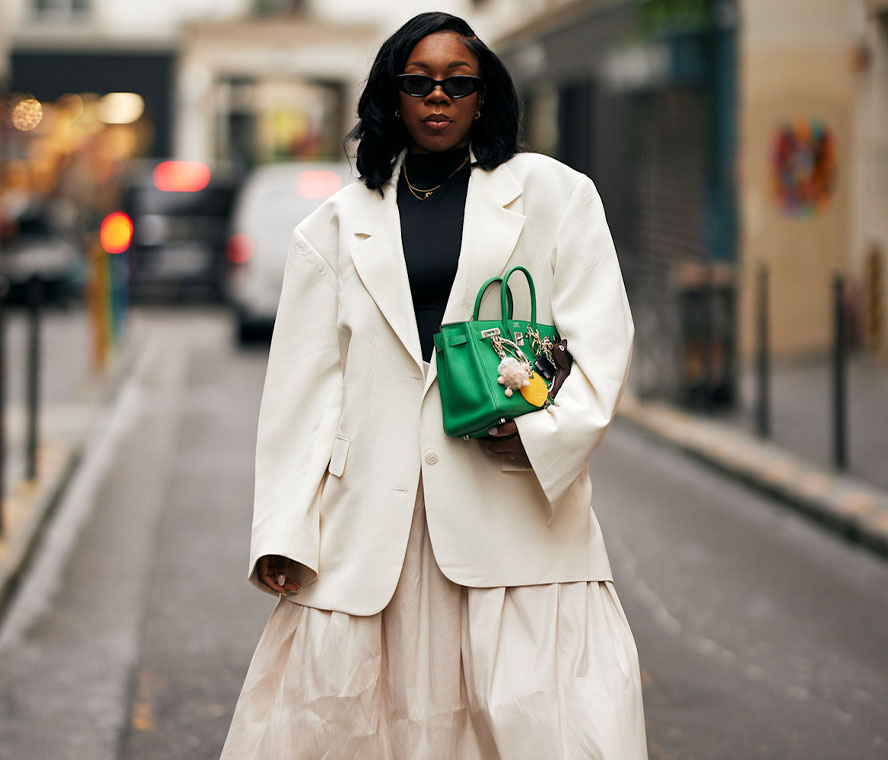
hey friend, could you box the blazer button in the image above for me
[424,451,439,465]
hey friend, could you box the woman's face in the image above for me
[398,31,482,154]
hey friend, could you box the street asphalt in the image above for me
[0,309,885,760]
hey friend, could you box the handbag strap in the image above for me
[472,276,514,321]
[500,266,537,328]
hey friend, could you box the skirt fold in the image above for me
[221,484,647,760]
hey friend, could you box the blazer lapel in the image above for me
[350,155,424,370]
[348,150,527,386]
[423,156,526,399]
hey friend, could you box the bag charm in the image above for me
[497,357,530,397]
[548,339,572,399]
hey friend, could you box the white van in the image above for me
[226,161,355,342]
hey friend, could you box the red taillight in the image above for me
[153,161,211,193]
[100,212,133,254]
[297,170,342,199]
[227,233,253,264]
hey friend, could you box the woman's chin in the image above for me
[408,134,470,154]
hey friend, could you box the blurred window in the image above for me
[252,0,306,15]
[32,0,90,20]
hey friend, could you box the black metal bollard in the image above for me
[832,273,847,471]
[755,263,770,438]
[0,276,6,535]
[26,276,43,481]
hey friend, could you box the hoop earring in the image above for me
[474,111,481,121]
[395,108,401,119]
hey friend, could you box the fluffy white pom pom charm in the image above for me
[497,357,530,398]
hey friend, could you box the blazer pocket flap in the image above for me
[328,435,351,477]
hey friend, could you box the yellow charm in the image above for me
[520,372,548,407]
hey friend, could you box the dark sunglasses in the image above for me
[395,74,483,99]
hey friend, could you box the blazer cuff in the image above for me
[514,406,588,521]
[248,532,320,596]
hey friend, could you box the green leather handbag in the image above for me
[433,266,566,438]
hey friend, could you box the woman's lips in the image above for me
[423,117,452,131]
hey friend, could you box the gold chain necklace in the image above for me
[402,155,469,200]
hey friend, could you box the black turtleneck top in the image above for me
[397,146,471,362]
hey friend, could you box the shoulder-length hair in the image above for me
[346,12,522,192]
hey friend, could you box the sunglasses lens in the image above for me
[400,75,432,97]
[443,77,479,98]
[398,75,480,98]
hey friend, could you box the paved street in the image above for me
[0,310,886,759]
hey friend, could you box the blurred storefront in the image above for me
[176,17,379,168]
[2,0,195,269]
[496,0,739,403]
[10,50,174,158]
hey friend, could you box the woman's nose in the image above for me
[425,86,451,103]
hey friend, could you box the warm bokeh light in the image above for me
[227,233,254,265]
[101,212,133,254]
[57,93,85,121]
[98,92,145,125]
[297,170,342,199]
[11,98,43,131]
[153,161,211,193]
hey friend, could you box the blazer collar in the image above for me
[350,147,526,381]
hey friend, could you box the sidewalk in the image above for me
[618,351,888,558]
[0,307,139,614]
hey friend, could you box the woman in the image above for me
[221,12,647,760]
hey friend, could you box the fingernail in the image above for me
[488,427,498,435]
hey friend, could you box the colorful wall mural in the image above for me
[771,119,837,217]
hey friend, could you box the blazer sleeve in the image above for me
[248,225,342,594]
[514,175,634,520]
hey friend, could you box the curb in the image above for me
[0,443,81,617]
[616,393,888,559]
[0,333,146,618]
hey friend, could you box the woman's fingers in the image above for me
[487,420,519,437]
[476,424,532,467]
[281,575,301,593]
[258,555,301,594]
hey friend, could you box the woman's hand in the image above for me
[258,555,302,595]
[476,420,532,467]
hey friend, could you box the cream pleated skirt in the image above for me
[220,479,648,760]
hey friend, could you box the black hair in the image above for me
[345,12,522,192]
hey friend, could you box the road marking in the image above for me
[130,669,161,732]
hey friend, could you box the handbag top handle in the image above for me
[472,276,514,321]
[500,266,538,328]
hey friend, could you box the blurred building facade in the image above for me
[0,1,482,224]
[2,0,255,238]
[479,0,738,401]
[737,0,887,361]
[0,0,475,271]
[3,0,886,399]
[472,0,887,404]
[174,1,486,167]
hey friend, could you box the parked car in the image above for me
[112,160,241,302]
[226,161,355,342]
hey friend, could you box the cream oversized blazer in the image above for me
[248,149,634,615]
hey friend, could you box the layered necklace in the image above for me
[401,154,470,201]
